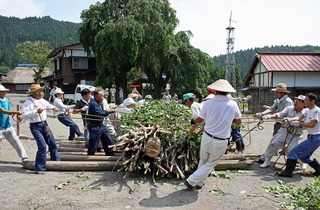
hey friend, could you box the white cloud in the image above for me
[0,0,45,18]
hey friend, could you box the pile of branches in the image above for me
[111,100,201,181]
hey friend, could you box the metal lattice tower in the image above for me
[225,11,236,89]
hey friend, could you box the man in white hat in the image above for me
[255,83,293,136]
[53,89,84,141]
[21,84,60,174]
[257,95,306,168]
[184,79,241,190]
[0,85,28,162]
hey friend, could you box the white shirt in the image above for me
[276,106,306,135]
[190,102,202,119]
[304,106,320,135]
[53,98,75,115]
[199,95,241,138]
[22,97,55,123]
[116,104,134,119]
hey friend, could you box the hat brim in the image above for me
[26,87,44,93]
[0,89,9,91]
[271,88,290,93]
[294,97,304,101]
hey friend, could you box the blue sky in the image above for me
[0,0,319,56]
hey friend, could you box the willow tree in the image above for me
[16,41,52,83]
[79,0,178,97]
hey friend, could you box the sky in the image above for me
[0,0,319,57]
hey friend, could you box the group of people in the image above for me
[1,81,319,181]
[254,83,320,178]
[183,81,320,191]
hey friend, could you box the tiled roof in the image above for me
[260,52,320,71]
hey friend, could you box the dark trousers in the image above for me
[30,122,60,172]
[87,124,114,156]
[58,113,83,140]
[231,127,245,151]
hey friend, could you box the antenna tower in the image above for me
[225,11,236,89]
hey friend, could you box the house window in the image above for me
[72,57,88,69]
[16,84,29,91]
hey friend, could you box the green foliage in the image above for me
[0,65,10,74]
[263,178,320,209]
[119,100,202,172]
[0,15,81,68]
[54,180,71,190]
[210,187,230,196]
[16,40,52,83]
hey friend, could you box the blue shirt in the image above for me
[88,99,110,124]
[0,97,12,130]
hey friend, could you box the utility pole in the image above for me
[225,11,236,90]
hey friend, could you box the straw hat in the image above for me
[0,85,9,91]
[207,79,236,93]
[271,83,290,93]
[26,84,44,93]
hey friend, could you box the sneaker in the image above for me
[184,180,194,191]
[21,157,28,162]
[35,171,45,175]
[255,158,264,164]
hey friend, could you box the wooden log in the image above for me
[22,160,121,171]
[46,155,122,161]
[58,147,87,152]
[221,154,261,160]
[59,143,85,148]
[56,151,122,156]
[215,160,254,170]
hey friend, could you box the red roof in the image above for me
[260,52,320,71]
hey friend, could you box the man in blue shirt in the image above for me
[0,85,28,162]
[87,90,115,156]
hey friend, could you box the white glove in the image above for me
[82,106,89,111]
[255,112,263,118]
[291,121,300,127]
[261,115,270,121]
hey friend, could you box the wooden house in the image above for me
[46,43,98,94]
[244,52,320,113]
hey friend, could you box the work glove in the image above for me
[82,106,89,111]
[261,115,270,121]
[255,112,263,118]
[290,121,300,127]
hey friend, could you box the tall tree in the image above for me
[16,41,52,83]
[79,0,179,98]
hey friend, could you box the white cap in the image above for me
[123,98,135,107]
[55,89,64,94]
[0,85,9,91]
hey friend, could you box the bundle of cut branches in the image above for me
[111,100,201,181]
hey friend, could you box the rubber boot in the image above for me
[278,159,297,177]
[308,159,320,176]
[260,158,271,168]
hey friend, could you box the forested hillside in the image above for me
[213,45,320,78]
[0,15,81,69]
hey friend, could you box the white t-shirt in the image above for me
[190,102,202,119]
[304,106,320,135]
[199,95,241,139]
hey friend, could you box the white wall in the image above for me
[65,49,88,57]
[273,72,320,87]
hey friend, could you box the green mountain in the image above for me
[213,45,320,78]
[0,15,81,69]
